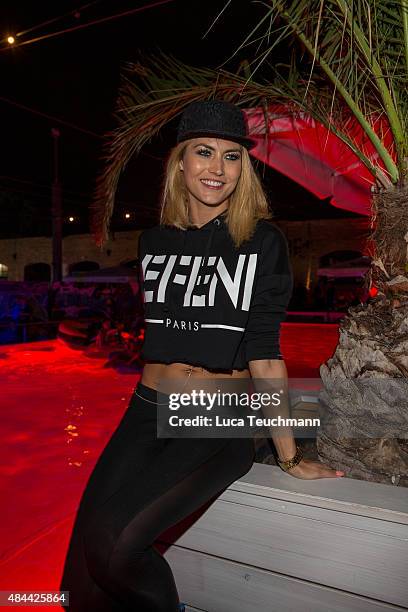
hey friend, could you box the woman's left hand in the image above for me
[283,458,345,480]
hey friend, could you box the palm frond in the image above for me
[233,0,407,175]
[92,0,408,246]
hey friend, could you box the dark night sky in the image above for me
[0,0,362,239]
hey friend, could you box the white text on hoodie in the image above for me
[142,253,258,311]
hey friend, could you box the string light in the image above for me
[16,1,101,38]
[125,213,131,219]
[68,216,75,222]
[2,2,101,47]
[1,0,175,50]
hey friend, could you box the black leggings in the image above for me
[60,382,256,611]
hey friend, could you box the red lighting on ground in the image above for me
[1,323,340,602]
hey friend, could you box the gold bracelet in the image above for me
[277,445,303,472]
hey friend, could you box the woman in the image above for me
[60,100,344,612]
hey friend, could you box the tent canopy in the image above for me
[245,105,395,216]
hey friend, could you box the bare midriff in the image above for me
[141,361,250,391]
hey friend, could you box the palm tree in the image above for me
[92,1,408,486]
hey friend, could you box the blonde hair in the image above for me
[159,141,272,247]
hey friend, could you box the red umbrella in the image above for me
[245,105,396,216]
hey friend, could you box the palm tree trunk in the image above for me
[316,181,408,486]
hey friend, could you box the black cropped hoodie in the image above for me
[138,211,293,370]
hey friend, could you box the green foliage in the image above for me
[247,0,408,180]
[92,2,408,245]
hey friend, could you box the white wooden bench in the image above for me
[164,463,408,611]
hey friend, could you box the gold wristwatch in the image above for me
[277,445,303,472]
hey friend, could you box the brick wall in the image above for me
[0,218,370,284]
